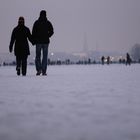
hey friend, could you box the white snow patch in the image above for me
[0,64,140,140]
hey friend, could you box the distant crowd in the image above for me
[101,53,132,65]
[1,52,139,67]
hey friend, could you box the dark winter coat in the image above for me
[32,16,54,44]
[9,25,32,56]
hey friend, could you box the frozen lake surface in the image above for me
[0,64,140,140]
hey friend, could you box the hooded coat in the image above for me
[32,11,54,44]
[9,25,32,56]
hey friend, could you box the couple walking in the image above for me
[9,10,54,76]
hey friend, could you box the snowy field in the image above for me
[0,64,140,140]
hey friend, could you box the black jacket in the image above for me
[9,25,32,56]
[32,16,54,44]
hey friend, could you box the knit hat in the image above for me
[18,16,24,25]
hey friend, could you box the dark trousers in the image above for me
[16,55,28,75]
[35,44,49,74]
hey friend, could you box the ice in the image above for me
[0,64,140,140]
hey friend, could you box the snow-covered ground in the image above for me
[0,64,140,140]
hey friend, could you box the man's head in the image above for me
[18,17,24,25]
[40,10,47,18]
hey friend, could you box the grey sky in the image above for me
[0,0,140,53]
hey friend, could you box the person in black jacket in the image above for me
[9,17,33,76]
[32,10,54,76]
[126,53,132,65]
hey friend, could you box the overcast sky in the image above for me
[0,0,140,54]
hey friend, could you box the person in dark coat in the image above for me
[32,10,54,76]
[126,53,131,65]
[101,56,105,65]
[9,17,33,76]
[107,56,110,65]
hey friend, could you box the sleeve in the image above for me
[32,22,37,44]
[27,28,34,45]
[9,28,16,52]
[48,21,54,38]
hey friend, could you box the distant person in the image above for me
[9,17,33,76]
[32,10,54,76]
[107,56,110,65]
[126,53,131,65]
[101,56,105,65]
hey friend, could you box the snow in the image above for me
[0,64,140,140]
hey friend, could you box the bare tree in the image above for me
[131,44,140,61]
